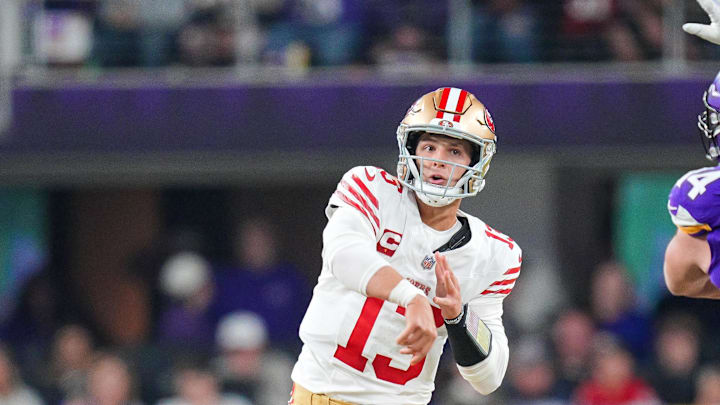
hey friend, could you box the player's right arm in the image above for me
[664,229,720,299]
[324,166,437,363]
[665,167,720,298]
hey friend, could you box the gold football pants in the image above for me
[290,383,356,405]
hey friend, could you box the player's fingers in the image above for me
[434,263,446,293]
[402,332,432,352]
[399,336,426,357]
[397,325,428,346]
[410,353,424,365]
[437,252,448,268]
[434,252,445,272]
[683,23,708,35]
[444,271,459,297]
[447,270,461,295]
[396,326,413,345]
[684,23,720,44]
[417,337,434,360]
[697,0,720,22]
[433,296,453,307]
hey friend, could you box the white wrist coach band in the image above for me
[388,279,425,307]
[444,306,465,325]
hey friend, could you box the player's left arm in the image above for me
[433,247,519,395]
[664,229,720,299]
[665,167,720,298]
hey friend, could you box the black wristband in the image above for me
[444,304,491,366]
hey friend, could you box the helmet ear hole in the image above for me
[470,144,482,167]
[406,131,423,155]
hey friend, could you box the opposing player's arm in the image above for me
[664,229,720,299]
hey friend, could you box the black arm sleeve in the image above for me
[445,304,492,367]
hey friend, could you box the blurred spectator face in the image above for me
[393,26,424,51]
[54,325,93,371]
[563,0,615,32]
[590,262,633,322]
[176,369,220,405]
[88,355,133,405]
[591,335,633,391]
[235,219,276,270]
[490,0,520,13]
[552,309,595,363]
[509,338,556,398]
[696,366,720,405]
[225,349,262,378]
[657,327,699,375]
[216,311,267,378]
[0,349,15,395]
[512,363,555,398]
[99,0,140,29]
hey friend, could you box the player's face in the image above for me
[415,133,472,187]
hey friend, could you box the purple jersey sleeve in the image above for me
[707,232,720,288]
[668,166,720,236]
[669,166,720,288]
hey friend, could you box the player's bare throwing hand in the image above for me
[290,88,522,405]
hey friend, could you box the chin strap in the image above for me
[412,178,462,207]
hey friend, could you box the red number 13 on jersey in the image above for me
[333,297,443,385]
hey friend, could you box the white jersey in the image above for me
[291,166,522,405]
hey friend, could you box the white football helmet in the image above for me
[396,87,497,207]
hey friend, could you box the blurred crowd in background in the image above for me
[28,0,720,69]
[3,0,720,405]
[2,212,720,405]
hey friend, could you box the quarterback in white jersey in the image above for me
[290,87,522,405]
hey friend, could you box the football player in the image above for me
[664,0,720,299]
[664,72,720,299]
[289,88,522,404]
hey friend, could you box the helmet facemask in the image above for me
[698,90,720,162]
[397,126,496,207]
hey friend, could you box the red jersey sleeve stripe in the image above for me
[490,278,517,286]
[481,288,513,295]
[340,180,380,228]
[504,266,521,275]
[334,191,378,234]
[351,173,379,209]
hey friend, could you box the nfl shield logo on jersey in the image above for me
[421,254,436,271]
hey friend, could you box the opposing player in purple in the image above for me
[664,71,720,299]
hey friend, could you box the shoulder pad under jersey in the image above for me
[326,166,403,235]
[668,166,720,235]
